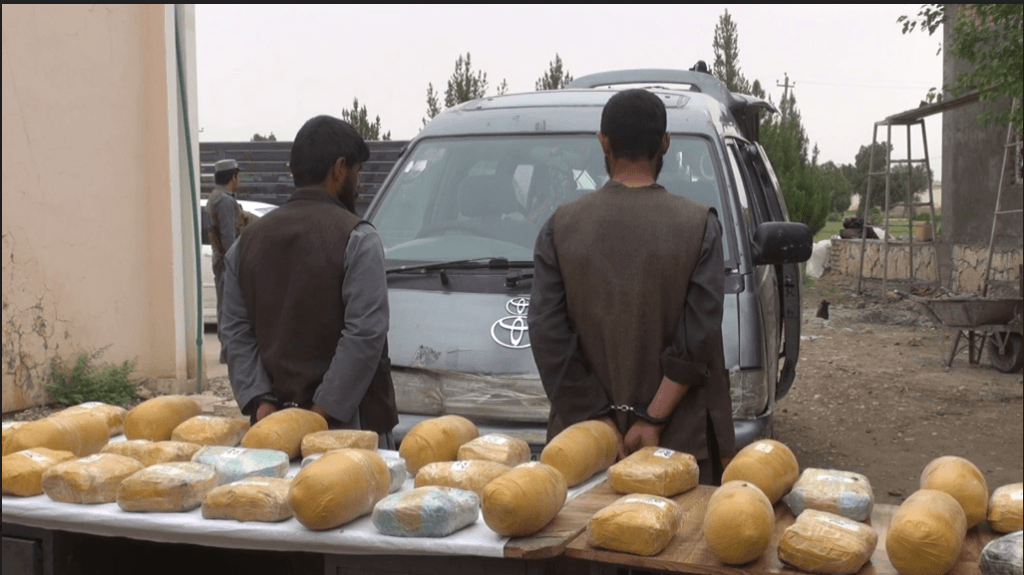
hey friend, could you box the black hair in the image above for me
[214,168,239,186]
[600,89,667,162]
[290,115,370,187]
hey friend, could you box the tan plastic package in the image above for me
[42,453,145,504]
[5,412,110,457]
[288,448,390,530]
[608,446,699,497]
[201,477,293,522]
[587,494,682,556]
[116,462,220,512]
[987,482,1023,534]
[171,415,250,447]
[886,489,967,575]
[101,440,202,466]
[777,509,878,574]
[2,448,76,496]
[414,459,511,496]
[124,396,202,441]
[920,455,989,528]
[540,420,617,487]
[481,462,568,537]
[241,408,328,459]
[704,480,776,565]
[457,433,531,467]
[399,415,479,474]
[721,439,799,504]
[300,429,378,458]
[2,421,28,455]
[782,468,874,522]
[53,402,128,437]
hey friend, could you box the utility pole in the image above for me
[777,73,795,121]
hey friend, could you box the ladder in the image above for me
[982,98,1023,297]
[855,118,939,295]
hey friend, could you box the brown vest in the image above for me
[551,180,729,459]
[236,189,398,432]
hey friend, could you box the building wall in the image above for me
[2,5,200,412]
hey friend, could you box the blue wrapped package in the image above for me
[191,446,289,485]
[783,468,874,522]
[372,486,480,537]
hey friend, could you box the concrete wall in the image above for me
[2,5,201,412]
[830,239,939,282]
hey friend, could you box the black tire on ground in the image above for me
[987,332,1024,373]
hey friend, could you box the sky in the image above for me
[196,4,946,174]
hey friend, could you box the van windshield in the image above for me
[372,135,728,264]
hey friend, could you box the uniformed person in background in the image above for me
[528,89,736,485]
[207,158,250,364]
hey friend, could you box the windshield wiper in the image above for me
[386,257,532,275]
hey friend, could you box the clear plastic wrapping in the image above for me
[783,468,874,521]
[372,486,480,537]
[988,483,1023,534]
[191,445,289,485]
[587,494,682,556]
[979,531,1023,575]
[608,446,699,497]
[777,509,877,574]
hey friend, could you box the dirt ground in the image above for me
[778,271,1024,505]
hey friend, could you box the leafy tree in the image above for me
[847,141,930,212]
[251,132,276,142]
[423,82,441,126]
[341,97,391,141]
[899,4,1023,131]
[535,53,574,91]
[712,9,751,94]
[445,52,488,107]
[819,161,854,214]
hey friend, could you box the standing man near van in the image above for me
[207,158,249,364]
[528,89,735,484]
[220,115,399,448]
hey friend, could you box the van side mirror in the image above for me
[751,222,813,266]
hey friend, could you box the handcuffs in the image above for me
[599,403,672,425]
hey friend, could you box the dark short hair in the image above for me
[214,168,239,186]
[600,89,667,161]
[290,115,370,187]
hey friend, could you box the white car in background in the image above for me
[200,199,278,325]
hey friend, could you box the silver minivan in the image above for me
[368,69,811,451]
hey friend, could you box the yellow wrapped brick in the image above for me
[777,509,878,574]
[482,462,567,537]
[116,462,219,512]
[171,415,250,447]
[457,433,531,467]
[414,459,511,497]
[721,439,799,504]
[5,412,110,457]
[2,448,76,496]
[241,408,328,460]
[587,494,682,556]
[886,489,966,575]
[704,480,776,565]
[920,455,989,528]
[300,429,378,458]
[608,446,699,497]
[399,415,479,474]
[101,440,202,466]
[124,396,202,441]
[987,482,1023,533]
[540,420,617,487]
[201,477,293,522]
[2,421,28,455]
[288,448,390,530]
[42,453,145,504]
[53,402,128,437]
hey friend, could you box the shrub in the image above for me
[47,352,137,406]
[914,212,932,221]
[827,212,843,222]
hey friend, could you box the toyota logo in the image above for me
[491,298,530,349]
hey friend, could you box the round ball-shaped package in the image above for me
[987,482,1023,534]
[241,408,328,459]
[288,448,390,530]
[540,420,617,487]
[886,489,966,575]
[398,415,479,474]
[920,455,989,528]
[124,396,202,441]
[721,439,799,504]
[704,480,776,565]
[482,462,568,537]
[5,412,110,457]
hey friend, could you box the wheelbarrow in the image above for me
[909,295,1024,373]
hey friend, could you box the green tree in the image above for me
[712,8,751,94]
[340,97,391,141]
[899,4,1023,131]
[445,52,488,107]
[847,141,930,212]
[535,53,574,91]
[819,161,854,214]
[251,132,276,142]
[423,82,441,126]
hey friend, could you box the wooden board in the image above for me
[565,482,998,575]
